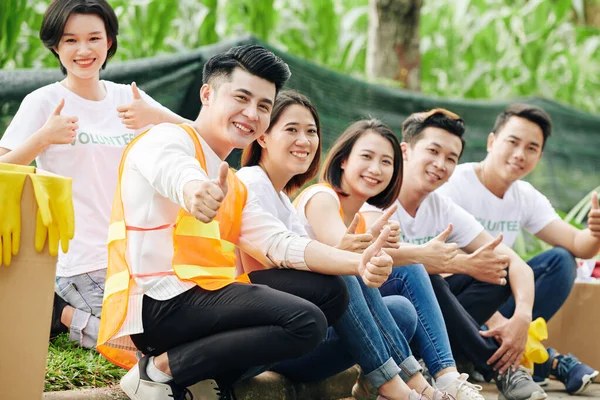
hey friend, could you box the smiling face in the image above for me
[201,68,276,158]
[54,13,111,81]
[260,104,319,179]
[340,131,395,200]
[402,127,463,194]
[486,115,544,183]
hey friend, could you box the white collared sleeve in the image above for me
[238,190,311,270]
[126,123,208,210]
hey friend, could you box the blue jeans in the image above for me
[499,247,577,322]
[272,276,420,388]
[379,264,456,377]
[55,268,106,349]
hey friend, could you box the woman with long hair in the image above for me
[294,118,484,400]
[237,90,450,400]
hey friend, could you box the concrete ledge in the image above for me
[43,367,359,400]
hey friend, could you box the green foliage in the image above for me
[2,0,600,112]
[420,0,600,112]
[45,334,125,391]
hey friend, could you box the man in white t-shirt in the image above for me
[438,104,600,395]
[362,108,548,400]
[107,45,394,400]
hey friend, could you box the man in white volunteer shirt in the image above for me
[102,45,394,400]
[438,104,600,395]
[362,108,547,400]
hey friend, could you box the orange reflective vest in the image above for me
[97,124,250,369]
[293,183,367,234]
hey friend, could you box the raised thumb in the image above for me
[591,191,599,210]
[131,82,142,99]
[217,161,229,191]
[435,223,453,242]
[53,98,65,115]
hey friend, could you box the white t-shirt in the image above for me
[437,162,560,247]
[361,193,484,249]
[0,80,165,277]
[112,123,311,344]
[235,166,308,275]
[236,166,308,238]
[294,184,342,240]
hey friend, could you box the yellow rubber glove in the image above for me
[0,170,28,266]
[29,174,75,256]
[0,162,35,174]
[521,317,550,370]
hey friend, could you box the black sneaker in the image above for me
[50,293,69,339]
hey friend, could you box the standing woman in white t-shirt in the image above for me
[238,93,446,400]
[296,120,484,399]
[0,0,187,348]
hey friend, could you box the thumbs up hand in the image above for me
[368,204,401,249]
[36,98,78,147]
[117,82,157,130]
[466,234,510,285]
[359,226,393,288]
[183,162,230,223]
[588,191,600,239]
[336,214,373,253]
[419,224,459,273]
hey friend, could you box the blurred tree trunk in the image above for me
[366,0,422,91]
[585,0,600,28]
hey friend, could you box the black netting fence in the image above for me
[1,35,598,212]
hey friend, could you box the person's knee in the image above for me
[429,274,447,292]
[290,301,329,354]
[323,275,350,323]
[405,264,429,280]
[384,296,418,341]
[550,247,577,280]
[380,264,428,296]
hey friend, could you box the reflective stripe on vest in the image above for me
[97,124,250,369]
[293,183,367,234]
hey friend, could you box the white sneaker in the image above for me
[438,374,484,400]
[187,379,233,400]
[120,356,192,400]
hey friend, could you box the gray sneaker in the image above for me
[496,367,547,400]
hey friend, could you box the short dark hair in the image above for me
[402,108,466,156]
[321,119,402,209]
[492,104,552,149]
[40,0,119,75]
[202,45,291,93]
[241,90,321,195]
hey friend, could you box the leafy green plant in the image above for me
[420,0,600,112]
[2,0,600,113]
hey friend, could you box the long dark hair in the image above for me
[321,119,402,209]
[241,90,322,195]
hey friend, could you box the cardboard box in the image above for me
[546,282,600,371]
[0,173,58,400]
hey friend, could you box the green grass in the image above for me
[45,334,125,392]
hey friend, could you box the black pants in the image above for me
[429,273,512,381]
[131,269,348,387]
